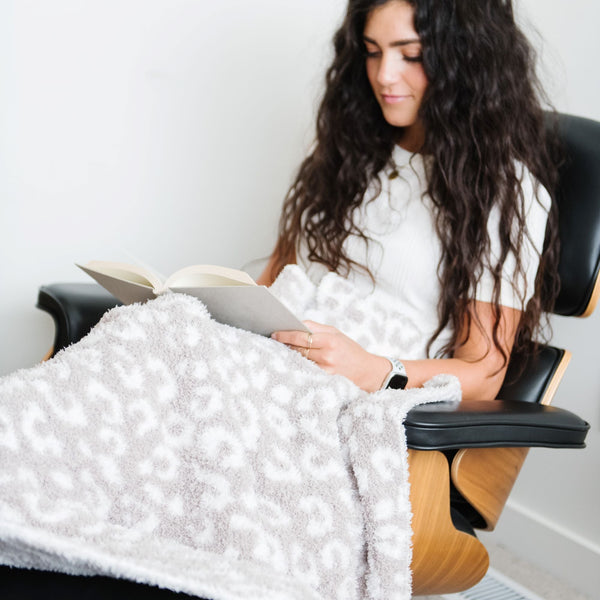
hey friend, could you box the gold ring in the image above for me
[307,332,313,350]
[304,347,310,359]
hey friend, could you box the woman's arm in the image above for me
[402,301,521,400]
[272,301,521,401]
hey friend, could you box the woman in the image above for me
[0,1,560,598]
[262,0,559,401]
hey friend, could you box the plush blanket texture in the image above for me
[0,266,460,599]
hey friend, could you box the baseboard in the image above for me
[479,500,600,599]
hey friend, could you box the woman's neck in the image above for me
[397,122,425,153]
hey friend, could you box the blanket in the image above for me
[0,266,460,599]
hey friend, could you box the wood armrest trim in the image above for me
[540,349,571,406]
[580,268,600,318]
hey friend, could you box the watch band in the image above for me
[382,357,408,390]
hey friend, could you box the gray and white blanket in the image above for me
[0,266,460,599]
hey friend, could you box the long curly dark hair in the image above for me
[271,0,560,362]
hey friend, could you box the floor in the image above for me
[417,540,592,600]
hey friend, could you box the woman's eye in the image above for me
[364,47,381,58]
[403,54,423,63]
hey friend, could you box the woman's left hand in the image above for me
[271,320,391,393]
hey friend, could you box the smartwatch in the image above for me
[381,357,408,390]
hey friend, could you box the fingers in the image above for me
[272,328,324,362]
[272,322,345,367]
[302,320,335,333]
[271,329,315,350]
[271,320,334,347]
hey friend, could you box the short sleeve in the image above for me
[475,166,552,309]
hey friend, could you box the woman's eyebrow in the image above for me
[363,35,421,48]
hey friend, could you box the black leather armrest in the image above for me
[405,399,590,450]
[37,283,121,356]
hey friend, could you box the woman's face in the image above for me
[363,0,428,149]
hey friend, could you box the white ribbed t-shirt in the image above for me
[297,145,551,358]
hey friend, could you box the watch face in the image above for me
[388,373,408,390]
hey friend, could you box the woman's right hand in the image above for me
[271,320,392,393]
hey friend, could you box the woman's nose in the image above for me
[377,53,400,86]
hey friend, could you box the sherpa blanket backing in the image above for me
[0,266,460,600]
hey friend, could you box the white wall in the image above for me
[0,0,346,374]
[2,0,599,596]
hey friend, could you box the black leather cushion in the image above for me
[498,344,564,404]
[405,399,590,451]
[553,113,600,316]
[37,283,121,356]
[0,566,201,600]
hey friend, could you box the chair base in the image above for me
[409,449,489,596]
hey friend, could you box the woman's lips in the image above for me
[382,94,410,104]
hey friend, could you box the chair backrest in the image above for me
[498,113,600,405]
[553,113,600,317]
[447,114,600,545]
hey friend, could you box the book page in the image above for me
[79,261,164,290]
[77,265,158,304]
[166,265,256,288]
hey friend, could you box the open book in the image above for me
[77,260,309,336]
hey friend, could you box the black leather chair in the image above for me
[3,113,597,597]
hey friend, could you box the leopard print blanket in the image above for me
[0,266,460,599]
